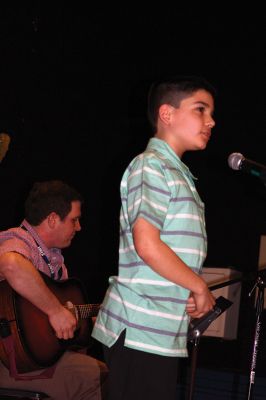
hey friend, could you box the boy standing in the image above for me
[92,76,216,399]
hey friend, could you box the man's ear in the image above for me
[158,104,173,125]
[47,212,59,228]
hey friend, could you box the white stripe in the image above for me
[128,198,141,212]
[120,212,128,221]
[116,277,175,286]
[168,179,186,186]
[172,247,206,257]
[127,166,164,180]
[125,339,187,355]
[128,169,143,180]
[126,195,167,214]
[143,166,164,178]
[94,322,119,339]
[109,292,185,321]
[142,195,167,212]
[166,213,203,222]
[119,245,135,254]
[145,153,159,159]
[168,180,196,191]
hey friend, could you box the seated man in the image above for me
[0,180,108,400]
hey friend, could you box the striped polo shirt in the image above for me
[92,138,207,357]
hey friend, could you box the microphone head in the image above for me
[228,152,244,170]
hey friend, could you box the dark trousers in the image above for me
[103,330,180,400]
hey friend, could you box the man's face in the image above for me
[53,200,82,248]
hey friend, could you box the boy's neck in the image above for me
[154,132,185,159]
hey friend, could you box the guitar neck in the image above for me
[76,304,100,319]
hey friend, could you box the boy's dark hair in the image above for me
[24,180,83,225]
[147,75,216,132]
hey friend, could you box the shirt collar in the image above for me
[21,219,64,266]
[21,219,49,253]
[146,137,197,180]
[21,219,63,262]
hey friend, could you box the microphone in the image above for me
[228,152,266,180]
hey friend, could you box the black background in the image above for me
[0,4,265,377]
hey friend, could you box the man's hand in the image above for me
[0,252,78,339]
[49,306,77,339]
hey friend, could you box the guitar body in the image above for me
[0,273,93,373]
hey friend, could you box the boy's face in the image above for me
[159,89,215,157]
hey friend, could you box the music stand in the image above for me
[187,296,233,400]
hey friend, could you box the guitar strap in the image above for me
[0,318,57,381]
[20,223,62,280]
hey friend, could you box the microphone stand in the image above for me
[246,269,266,400]
[187,330,201,400]
[185,269,266,400]
[186,277,239,400]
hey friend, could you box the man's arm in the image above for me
[0,252,77,339]
[133,218,215,318]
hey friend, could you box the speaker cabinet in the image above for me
[200,267,242,339]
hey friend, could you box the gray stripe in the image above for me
[161,230,206,239]
[119,261,146,268]
[162,165,192,177]
[132,211,163,228]
[170,196,195,202]
[120,228,131,236]
[140,295,187,304]
[102,308,186,337]
[128,181,170,196]
[162,165,176,171]
[170,197,204,209]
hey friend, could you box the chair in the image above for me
[0,387,49,399]
[0,320,50,399]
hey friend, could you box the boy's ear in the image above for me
[158,104,173,125]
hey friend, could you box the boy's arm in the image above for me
[0,251,77,339]
[133,217,215,318]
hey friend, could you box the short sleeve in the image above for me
[123,154,171,230]
[0,237,33,262]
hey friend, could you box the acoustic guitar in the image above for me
[0,272,100,373]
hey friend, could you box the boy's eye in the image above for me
[197,106,205,113]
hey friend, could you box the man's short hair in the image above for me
[25,180,83,225]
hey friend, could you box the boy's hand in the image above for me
[186,289,215,319]
[186,295,197,316]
